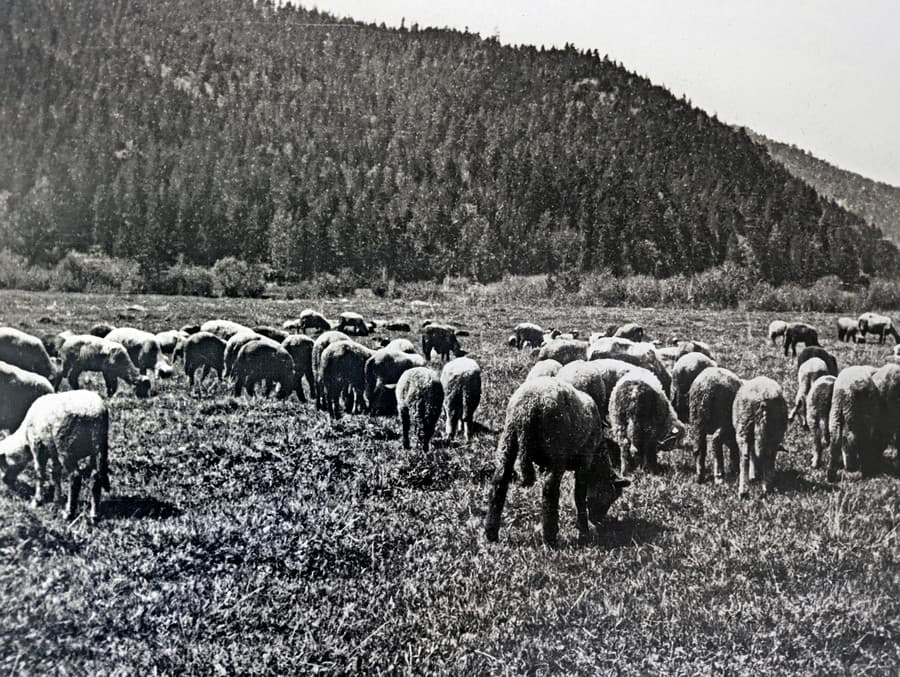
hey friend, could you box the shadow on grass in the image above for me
[102,495,181,520]
[596,516,669,549]
[772,467,837,495]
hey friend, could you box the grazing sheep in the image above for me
[513,322,545,350]
[836,317,859,342]
[105,327,173,378]
[312,331,352,409]
[783,322,819,356]
[200,319,253,341]
[0,390,110,522]
[180,324,203,335]
[281,334,316,402]
[364,348,427,416]
[858,312,899,344]
[581,359,656,419]
[525,359,563,382]
[181,332,226,386]
[422,324,466,361]
[608,370,685,475]
[689,367,743,483]
[384,338,417,354]
[484,377,630,546]
[796,346,838,377]
[283,309,332,334]
[537,339,588,366]
[768,320,788,346]
[441,357,482,442]
[252,325,289,342]
[0,361,54,433]
[232,339,295,399]
[548,329,579,341]
[670,352,717,422]
[613,323,644,342]
[319,340,373,418]
[224,331,264,378]
[0,327,60,387]
[788,357,831,426]
[385,321,412,332]
[555,360,609,423]
[89,322,116,338]
[155,330,188,359]
[40,331,69,359]
[588,339,671,395]
[676,340,713,360]
[59,335,150,398]
[732,377,788,497]
[806,375,836,469]
[827,365,883,481]
[872,363,900,450]
[396,367,444,452]
[336,311,370,336]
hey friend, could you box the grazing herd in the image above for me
[0,307,897,548]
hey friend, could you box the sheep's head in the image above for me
[48,358,64,391]
[659,419,687,451]
[587,473,631,524]
[134,376,151,399]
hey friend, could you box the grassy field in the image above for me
[0,289,898,674]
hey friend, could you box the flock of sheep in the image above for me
[0,307,898,547]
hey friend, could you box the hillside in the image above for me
[1,0,896,284]
[746,129,900,245]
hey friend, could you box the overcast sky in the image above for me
[306,1,900,187]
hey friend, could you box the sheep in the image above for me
[670,352,717,422]
[608,370,685,475]
[613,323,644,342]
[689,367,743,483]
[40,331,69,359]
[0,361,54,433]
[422,324,466,361]
[836,317,859,342]
[587,339,672,395]
[796,346,838,377]
[788,357,831,427]
[385,320,412,332]
[89,322,116,338]
[59,335,150,398]
[676,340,713,360]
[806,375,836,469]
[232,339,295,399]
[0,390,110,522]
[384,338,417,354]
[783,322,819,356]
[155,330,188,359]
[548,329,579,341]
[827,365,883,481]
[0,327,60,387]
[581,359,656,419]
[281,334,316,402]
[252,325,290,342]
[555,360,608,423]
[768,320,788,346]
[180,324,202,335]
[312,331,352,409]
[181,332,226,386]
[512,322,545,350]
[319,340,373,418]
[335,311,370,336]
[396,367,444,452]
[484,377,630,546]
[537,339,588,366]
[283,309,332,334]
[440,357,482,443]
[105,327,173,378]
[200,319,253,341]
[364,348,427,416]
[732,377,788,497]
[223,330,265,378]
[872,363,900,451]
[858,312,899,344]
[525,359,563,381]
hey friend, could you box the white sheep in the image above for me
[827,365,882,481]
[536,338,588,366]
[0,327,60,387]
[440,357,482,443]
[525,359,563,381]
[787,357,831,427]
[0,361,54,433]
[105,327,173,378]
[0,390,110,522]
[396,366,444,452]
[555,360,609,424]
[767,320,787,346]
[281,334,316,402]
[806,375,836,469]
[312,331,352,409]
[200,319,253,341]
[670,352,717,422]
[613,323,644,342]
[59,335,151,398]
[872,363,900,452]
[732,376,788,497]
[689,367,743,483]
[319,340,374,418]
[588,339,672,395]
[155,329,189,360]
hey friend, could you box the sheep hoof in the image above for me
[738,489,750,500]
[484,527,499,543]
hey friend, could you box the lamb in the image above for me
[588,339,672,395]
[0,327,60,387]
[796,346,838,377]
[319,340,373,418]
[0,390,110,522]
[181,332,227,386]
[670,352,717,422]
[440,357,482,442]
[155,330,188,359]
[281,334,316,402]
[232,339,295,399]
[105,327,173,378]
[783,322,819,356]
[364,348,427,416]
[396,367,444,452]
[422,324,466,361]
[283,309,332,334]
[806,375,836,469]
[555,360,609,423]
[0,361,54,433]
[200,319,253,341]
[788,357,831,426]
[689,367,743,483]
[484,377,630,546]
[613,323,644,342]
[768,320,788,346]
[336,311,370,336]
[582,359,656,419]
[858,312,899,344]
[224,330,265,378]
[512,322,545,350]
[827,365,883,481]
[59,335,151,398]
[836,317,859,342]
[732,376,788,497]
[312,331,351,409]
[525,359,563,381]
[89,322,115,338]
[252,325,290,342]
[537,339,588,366]
[608,370,685,475]
[872,363,900,451]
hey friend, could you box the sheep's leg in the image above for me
[186,364,196,386]
[103,373,118,397]
[246,377,257,397]
[67,367,82,390]
[485,430,518,542]
[294,371,307,402]
[31,444,49,508]
[66,470,82,520]
[233,375,243,397]
[400,406,411,449]
[811,420,823,469]
[693,428,707,483]
[89,468,103,523]
[50,453,63,505]
[723,430,739,480]
[574,470,590,543]
[826,422,844,482]
[541,470,563,547]
[463,417,472,444]
[737,432,751,498]
[421,409,437,455]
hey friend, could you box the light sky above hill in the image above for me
[306,0,900,187]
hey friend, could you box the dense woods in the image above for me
[1,0,897,285]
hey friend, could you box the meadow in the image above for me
[0,289,897,674]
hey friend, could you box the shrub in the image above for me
[53,251,143,293]
[156,262,216,297]
[864,279,900,311]
[0,249,53,291]
[211,257,267,298]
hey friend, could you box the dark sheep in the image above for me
[180,324,203,335]
[783,322,819,356]
[513,322,545,350]
[232,339,295,399]
[422,324,466,361]
[312,331,351,409]
[396,367,444,452]
[182,332,227,386]
[319,340,373,418]
[336,311,370,336]
[385,321,412,332]
[364,348,427,416]
[89,322,116,338]
[224,331,265,378]
[281,334,316,402]
[796,346,838,377]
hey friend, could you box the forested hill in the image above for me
[1,0,895,284]
[745,129,900,246]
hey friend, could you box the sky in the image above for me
[306,1,900,187]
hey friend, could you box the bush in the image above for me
[156,262,216,297]
[211,257,267,298]
[0,249,53,290]
[53,251,143,293]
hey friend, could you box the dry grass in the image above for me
[0,290,898,673]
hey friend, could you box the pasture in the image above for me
[0,289,898,674]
